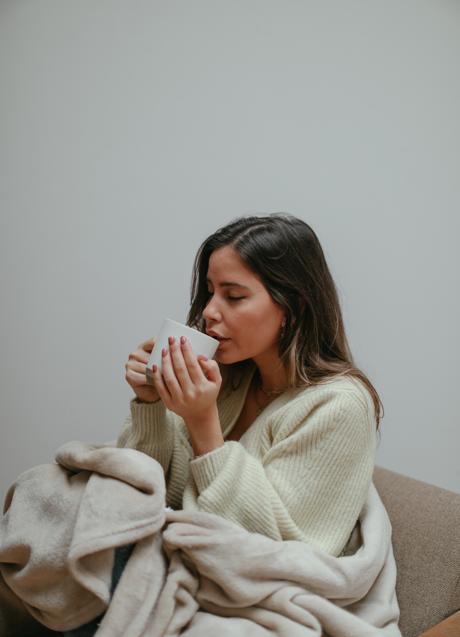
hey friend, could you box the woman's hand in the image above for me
[151,335,222,423]
[125,337,161,403]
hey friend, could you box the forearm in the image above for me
[184,406,225,458]
[182,395,376,555]
[184,442,288,540]
[119,398,209,510]
[117,398,175,475]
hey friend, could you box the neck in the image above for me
[250,370,286,416]
[252,365,288,395]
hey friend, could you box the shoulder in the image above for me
[270,375,376,443]
[293,374,373,416]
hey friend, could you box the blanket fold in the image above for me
[0,441,402,637]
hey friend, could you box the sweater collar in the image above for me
[219,363,303,439]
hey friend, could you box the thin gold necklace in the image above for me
[252,371,287,415]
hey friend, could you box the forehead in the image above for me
[206,246,259,286]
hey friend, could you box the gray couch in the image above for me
[373,466,460,637]
[1,466,459,637]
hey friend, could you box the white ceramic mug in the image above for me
[145,318,220,384]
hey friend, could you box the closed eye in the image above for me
[206,291,245,302]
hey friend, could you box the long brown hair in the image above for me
[186,213,384,432]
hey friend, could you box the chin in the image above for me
[214,351,229,362]
[215,352,248,367]
[214,349,232,362]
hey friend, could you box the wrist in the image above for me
[135,396,160,404]
[185,407,224,456]
[185,404,218,425]
[192,436,225,458]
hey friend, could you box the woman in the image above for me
[121,212,382,549]
[66,212,383,636]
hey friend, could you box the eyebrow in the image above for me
[206,277,251,290]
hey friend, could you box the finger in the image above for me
[158,346,181,398]
[139,337,156,354]
[151,362,172,403]
[180,337,207,384]
[126,367,152,386]
[129,350,150,364]
[197,357,220,383]
[168,336,193,391]
[126,360,148,375]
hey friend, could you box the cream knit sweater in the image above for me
[116,363,378,557]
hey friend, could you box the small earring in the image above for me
[280,318,286,337]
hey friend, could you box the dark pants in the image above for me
[63,543,134,637]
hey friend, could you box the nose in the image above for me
[202,295,222,324]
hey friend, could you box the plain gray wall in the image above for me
[1,1,459,497]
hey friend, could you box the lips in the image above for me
[207,330,229,341]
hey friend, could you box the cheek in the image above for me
[229,301,277,338]
[245,306,283,341]
[234,314,270,346]
[235,310,260,333]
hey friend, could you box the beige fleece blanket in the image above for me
[0,441,402,637]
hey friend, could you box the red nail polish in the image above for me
[152,364,157,372]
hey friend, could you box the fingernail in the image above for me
[152,364,157,372]
[162,348,168,357]
[199,355,208,361]
[180,336,186,345]
[168,336,175,345]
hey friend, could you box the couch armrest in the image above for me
[419,609,460,636]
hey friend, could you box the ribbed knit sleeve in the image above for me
[116,397,192,510]
[182,389,377,557]
[116,398,175,472]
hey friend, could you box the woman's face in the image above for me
[202,246,285,366]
